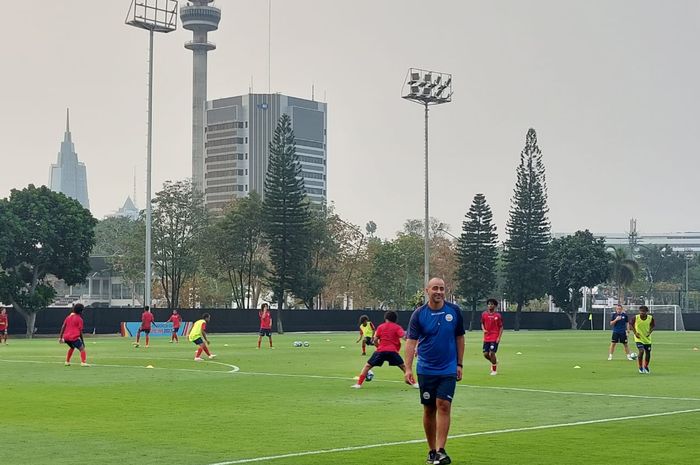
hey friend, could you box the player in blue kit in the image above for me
[608,304,634,361]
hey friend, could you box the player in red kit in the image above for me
[167,309,182,343]
[59,303,89,367]
[351,311,419,389]
[0,307,8,345]
[257,303,273,349]
[134,306,155,348]
[481,298,504,375]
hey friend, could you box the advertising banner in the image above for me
[120,321,193,337]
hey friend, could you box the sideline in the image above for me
[0,358,239,374]
[205,408,700,465]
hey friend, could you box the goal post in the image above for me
[602,305,683,331]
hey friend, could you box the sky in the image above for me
[1,0,699,240]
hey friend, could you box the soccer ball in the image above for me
[303,341,310,347]
[293,341,302,347]
[629,352,638,360]
[366,370,374,382]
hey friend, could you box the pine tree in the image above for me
[262,114,312,332]
[504,128,551,330]
[456,193,498,330]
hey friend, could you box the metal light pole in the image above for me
[402,69,453,290]
[126,1,178,307]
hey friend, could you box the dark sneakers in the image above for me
[434,449,452,464]
[426,450,437,464]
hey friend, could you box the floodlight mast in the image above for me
[126,1,178,309]
[402,68,453,291]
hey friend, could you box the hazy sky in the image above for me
[1,0,698,239]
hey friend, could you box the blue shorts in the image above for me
[483,342,499,353]
[636,342,652,352]
[417,374,457,405]
[192,337,204,345]
[65,339,84,350]
[611,332,628,344]
[367,351,404,367]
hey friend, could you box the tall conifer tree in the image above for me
[262,114,312,332]
[456,193,498,330]
[504,128,551,330]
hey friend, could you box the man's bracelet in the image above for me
[457,363,463,368]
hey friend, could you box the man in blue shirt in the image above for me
[404,277,465,465]
[608,304,634,361]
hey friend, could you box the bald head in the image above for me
[426,277,446,309]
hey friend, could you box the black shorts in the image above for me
[192,337,204,345]
[363,337,374,345]
[0,329,6,335]
[483,342,499,353]
[367,351,404,367]
[636,342,652,352]
[611,332,627,344]
[259,328,272,337]
[172,328,180,334]
[139,327,151,334]
[65,339,84,350]
[417,374,457,405]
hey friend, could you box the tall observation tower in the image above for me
[181,1,221,194]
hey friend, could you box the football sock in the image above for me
[257,339,261,348]
[361,342,366,354]
[196,348,203,358]
[174,334,178,342]
[358,374,366,385]
[80,351,86,363]
[269,338,273,347]
[491,364,497,371]
[202,345,211,356]
[145,335,150,345]
[638,359,643,368]
[66,348,75,362]
[136,334,140,343]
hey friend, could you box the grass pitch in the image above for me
[2,330,700,465]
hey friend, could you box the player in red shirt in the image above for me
[134,306,156,348]
[59,303,89,367]
[257,303,273,349]
[481,298,504,375]
[167,309,182,343]
[0,307,9,345]
[351,311,419,389]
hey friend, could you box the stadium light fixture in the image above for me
[402,68,453,290]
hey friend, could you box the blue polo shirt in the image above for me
[611,312,628,334]
[408,302,465,376]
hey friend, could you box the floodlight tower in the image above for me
[181,1,221,194]
[402,68,453,290]
[125,0,178,308]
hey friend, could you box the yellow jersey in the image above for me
[633,315,653,344]
[189,319,207,342]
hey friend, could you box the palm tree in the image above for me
[608,247,640,303]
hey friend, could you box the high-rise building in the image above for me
[180,1,221,195]
[204,93,327,212]
[49,109,90,210]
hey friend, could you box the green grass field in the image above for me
[2,330,700,465]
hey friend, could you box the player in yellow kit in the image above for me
[355,315,375,356]
[189,313,216,361]
[630,306,655,374]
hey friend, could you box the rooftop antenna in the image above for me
[312,83,315,101]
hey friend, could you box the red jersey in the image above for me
[259,311,272,329]
[167,314,182,328]
[62,313,84,341]
[141,311,154,329]
[0,314,7,330]
[481,311,503,342]
[374,321,405,353]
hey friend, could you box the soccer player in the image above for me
[0,307,8,345]
[404,277,465,465]
[355,315,375,355]
[481,298,503,375]
[134,305,155,348]
[630,305,655,374]
[167,309,182,343]
[608,304,634,361]
[351,310,418,389]
[257,303,273,349]
[58,303,89,367]
[189,313,216,361]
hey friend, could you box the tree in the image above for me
[204,192,266,309]
[636,245,686,299]
[263,114,312,331]
[504,128,551,330]
[456,193,498,330]
[548,230,610,329]
[366,234,423,309]
[0,185,96,336]
[608,247,639,302]
[151,180,208,308]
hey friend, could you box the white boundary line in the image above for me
[1,358,699,402]
[206,408,700,465]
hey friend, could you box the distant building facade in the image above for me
[49,109,90,210]
[107,197,140,220]
[203,93,327,212]
[554,231,700,252]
